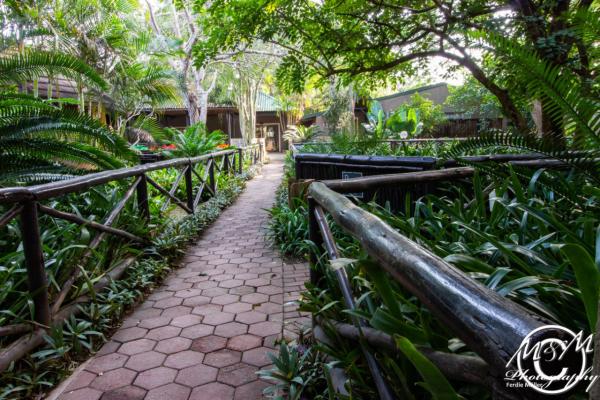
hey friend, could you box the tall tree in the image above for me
[195,0,599,145]
[146,0,219,125]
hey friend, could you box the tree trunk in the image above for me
[532,99,566,149]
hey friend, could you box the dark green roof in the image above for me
[256,92,280,112]
[374,82,447,101]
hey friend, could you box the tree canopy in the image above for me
[195,0,599,141]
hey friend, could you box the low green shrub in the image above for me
[0,168,256,399]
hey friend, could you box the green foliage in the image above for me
[0,166,252,398]
[163,122,226,157]
[0,49,134,184]
[283,125,319,144]
[445,76,503,120]
[267,187,314,259]
[0,94,134,185]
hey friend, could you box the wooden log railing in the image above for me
[0,146,261,371]
[307,168,556,398]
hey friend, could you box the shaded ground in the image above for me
[53,153,310,400]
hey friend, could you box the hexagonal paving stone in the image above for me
[161,305,192,318]
[145,326,181,341]
[175,364,218,387]
[214,321,247,338]
[242,347,273,367]
[208,258,229,265]
[153,296,183,309]
[202,287,229,297]
[86,353,128,374]
[235,311,267,325]
[60,387,103,400]
[223,302,252,313]
[253,302,281,314]
[145,383,190,400]
[124,351,165,372]
[203,349,242,368]
[138,316,171,329]
[245,278,270,287]
[189,382,234,400]
[230,257,250,264]
[182,295,211,307]
[212,273,234,282]
[257,285,282,295]
[90,368,136,391]
[111,327,147,343]
[155,336,192,354]
[164,350,205,369]
[219,279,244,289]
[65,371,96,392]
[217,363,258,387]
[174,288,203,298]
[118,338,156,355]
[248,321,281,337]
[195,280,218,290]
[171,314,203,328]
[181,323,214,339]
[191,335,227,353]
[235,273,258,280]
[100,385,146,400]
[227,334,262,352]
[202,311,234,326]
[133,366,177,390]
[234,380,270,400]
[211,294,239,305]
[240,293,268,305]
[128,307,161,321]
[191,303,222,316]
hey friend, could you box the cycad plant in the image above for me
[163,122,226,157]
[0,51,134,185]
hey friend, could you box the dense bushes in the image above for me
[265,148,598,398]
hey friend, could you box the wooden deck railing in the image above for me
[307,168,555,398]
[0,144,262,371]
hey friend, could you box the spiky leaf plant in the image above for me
[0,51,133,185]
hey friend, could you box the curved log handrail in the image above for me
[308,181,546,373]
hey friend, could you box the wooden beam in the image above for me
[309,181,546,373]
[322,167,474,193]
[146,176,192,214]
[38,205,146,244]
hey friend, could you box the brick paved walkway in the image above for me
[54,154,310,400]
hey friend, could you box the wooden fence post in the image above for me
[19,201,51,326]
[224,153,230,175]
[184,164,194,212]
[308,197,324,286]
[237,148,243,174]
[208,158,216,196]
[137,174,150,221]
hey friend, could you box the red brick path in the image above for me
[53,154,310,400]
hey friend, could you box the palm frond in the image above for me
[0,51,108,90]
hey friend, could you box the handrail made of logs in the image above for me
[0,145,262,372]
[0,148,238,204]
[308,180,547,376]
